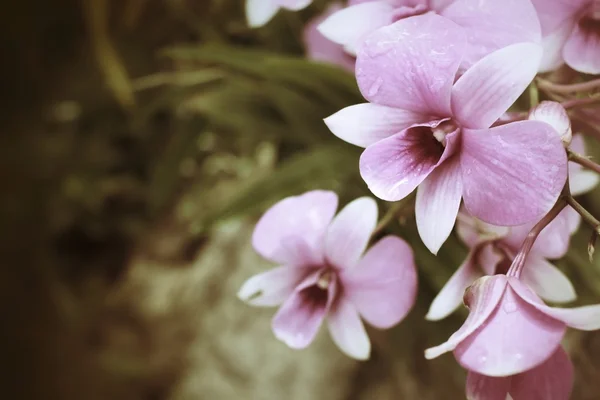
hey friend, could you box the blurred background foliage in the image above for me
[1,0,600,399]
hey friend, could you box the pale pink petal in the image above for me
[571,170,600,196]
[317,2,394,54]
[521,257,576,303]
[529,0,584,35]
[466,372,510,400]
[539,22,574,72]
[356,13,466,115]
[510,277,600,331]
[451,43,543,129]
[502,208,573,260]
[360,123,459,201]
[425,275,508,359]
[563,18,600,74]
[426,249,482,321]
[441,0,541,70]
[570,132,586,155]
[246,0,280,27]
[454,284,566,376]
[479,243,506,276]
[509,347,573,400]
[324,103,430,148]
[327,298,371,360]
[416,155,463,254]
[341,235,417,328]
[272,271,337,349]
[325,197,377,269]
[253,191,338,265]
[238,266,311,307]
[528,101,572,145]
[303,4,355,72]
[278,0,312,10]
[456,212,509,248]
[460,121,568,226]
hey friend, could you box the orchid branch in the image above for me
[565,194,600,261]
[507,197,568,278]
[568,150,600,175]
[537,77,600,95]
[561,95,600,110]
[372,197,413,237]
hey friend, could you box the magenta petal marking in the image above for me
[252,190,338,265]
[356,13,466,115]
[342,235,417,328]
[509,347,574,400]
[563,16,600,74]
[454,283,566,377]
[460,122,567,226]
[325,197,378,269]
[425,275,508,359]
[327,298,371,360]
[272,271,337,349]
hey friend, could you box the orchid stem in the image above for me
[507,197,567,278]
[568,150,600,175]
[561,96,600,110]
[372,200,409,237]
[565,195,600,262]
[537,77,600,95]
[528,82,539,108]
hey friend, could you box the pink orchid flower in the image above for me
[246,0,312,28]
[531,0,600,74]
[325,13,568,254]
[427,105,599,321]
[425,208,578,321]
[303,3,355,72]
[238,190,418,360]
[318,0,541,70]
[425,274,600,377]
[466,346,573,400]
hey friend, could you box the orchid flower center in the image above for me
[432,119,458,147]
[316,269,334,289]
[581,1,600,31]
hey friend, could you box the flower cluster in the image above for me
[243,0,600,398]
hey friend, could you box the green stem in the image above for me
[372,200,409,237]
[566,195,600,233]
[528,82,539,109]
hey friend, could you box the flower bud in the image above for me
[528,101,572,146]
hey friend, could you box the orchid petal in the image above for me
[325,197,377,269]
[451,43,542,129]
[510,277,600,331]
[317,1,394,54]
[461,121,567,226]
[521,257,576,303]
[563,18,600,74]
[303,4,355,72]
[529,0,584,35]
[466,372,510,400]
[342,235,417,328]
[539,22,574,72]
[441,0,541,70]
[509,347,574,400]
[571,170,600,196]
[356,13,466,115]
[324,104,430,148]
[253,191,338,265]
[238,266,311,307]
[272,271,336,349]
[327,298,371,360]
[456,212,510,248]
[278,0,312,11]
[416,155,463,254]
[426,249,482,321]
[454,283,566,377]
[425,275,508,360]
[246,0,280,27]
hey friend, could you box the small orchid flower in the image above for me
[531,0,600,74]
[238,190,418,360]
[246,0,312,28]
[425,209,578,321]
[325,14,568,254]
[303,3,355,72]
[466,346,573,400]
[318,0,541,70]
[425,274,600,377]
